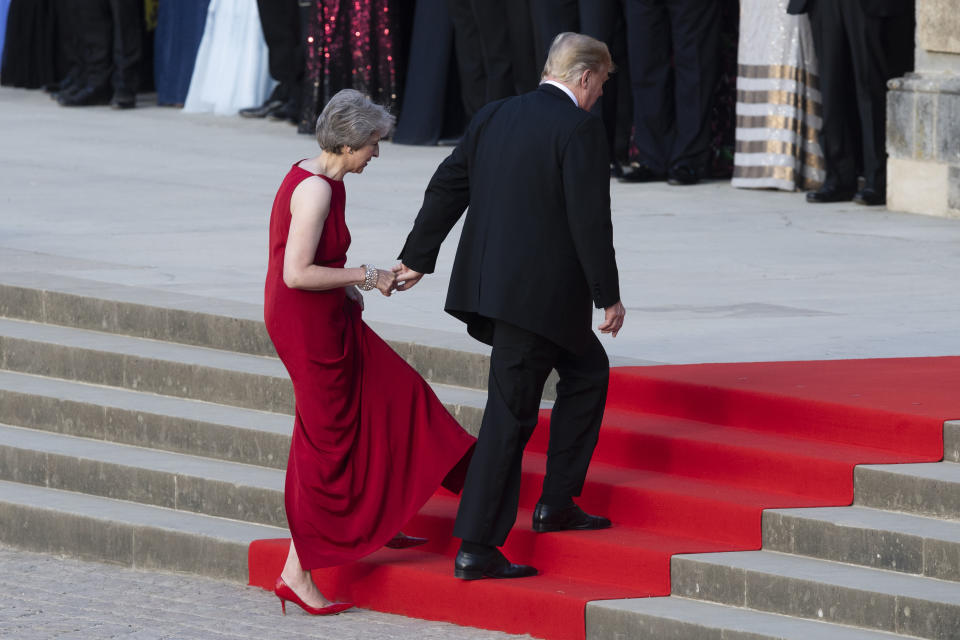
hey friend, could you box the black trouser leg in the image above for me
[529,0,579,73]
[666,0,719,172]
[469,0,516,101]
[56,0,84,90]
[624,0,673,173]
[108,0,142,93]
[453,322,555,547]
[257,0,304,108]
[541,331,609,500]
[447,0,486,119]
[580,0,631,166]
[808,1,858,190]
[505,0,538,93]
[77,0,113,91]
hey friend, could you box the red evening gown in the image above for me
[263,162,476,570]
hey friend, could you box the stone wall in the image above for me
[887,0,960,218]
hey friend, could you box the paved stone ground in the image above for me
[3,86,960,364]
[0,546,530,640]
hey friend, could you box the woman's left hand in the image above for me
[345,285,364,310]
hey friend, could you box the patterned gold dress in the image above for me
[732,0,824,191]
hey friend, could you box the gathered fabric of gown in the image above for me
[732,0,824,191]
[183,0,274,116]
[264,163,476,570]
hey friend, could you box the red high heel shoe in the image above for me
[274,576,353,616]
[384,532,428,549]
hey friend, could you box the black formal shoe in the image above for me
[806,185,856,203]
[268,100,299,124]
[532,502,611,533]
[454,549,538,580]
[111,89,136,109]
[618,165,666,183]
[853,187,885,206]
[239,98,284,119]
[667,165,699,186]
[58,84,112,107]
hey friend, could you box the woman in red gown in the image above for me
[264,88,476,615]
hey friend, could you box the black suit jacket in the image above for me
[399,84,620,354]
[788,0,912,16]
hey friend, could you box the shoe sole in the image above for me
[532,521,612,533]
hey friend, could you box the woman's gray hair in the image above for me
[315,89,395,154]
[541,32,614,84]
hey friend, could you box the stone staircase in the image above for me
[1,278,958,639]
[0,278,495,584]
[588,428,960,639]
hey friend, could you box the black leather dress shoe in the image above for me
[806,185,856,203]
[454,549,538,580]
[667,165,698,186]
[268,100,299,124]
[239,98,284,118]
[58,84,112,107]
[111,89,136,109]
[618,165,666,183]
[853,187,885,206]
[532,503,611,533]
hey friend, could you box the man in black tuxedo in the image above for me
[789,0,915,205]
[619,0,720,185]
[396,32,625,580]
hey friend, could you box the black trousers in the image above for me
[447,0,537,119]
[256,0,304,108]
[807,1,914,191]
[529,0,632,167]
[624,0,719,174]
[76,0,142,92]
[453,320,609,547]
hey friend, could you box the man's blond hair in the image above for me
[541,32,614,85]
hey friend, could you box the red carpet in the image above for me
[249,356,959,639]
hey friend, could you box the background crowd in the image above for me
[0,0,915,201]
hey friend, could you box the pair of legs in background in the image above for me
[454,319,609,576]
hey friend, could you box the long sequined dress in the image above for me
[732,0,824,191]
[296,0,409,134]
[264,163,475,569]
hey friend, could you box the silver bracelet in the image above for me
[358,264,378,291]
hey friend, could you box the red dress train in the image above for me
[264,163,475,569]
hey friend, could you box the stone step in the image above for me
[854,462,960,520]
[671,549,960,640]
[0,318,498,429]
[0,422,287,527]
[763,505,960,582]
[0,277,505,393]
[0,370,491,467]
[943,420,960,463]
[587,596,909,640]
[0,479,284,582]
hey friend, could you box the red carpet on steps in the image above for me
[248,356,959,639]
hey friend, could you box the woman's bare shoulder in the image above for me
[291,175,333,218]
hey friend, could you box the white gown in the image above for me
[183,0,276,116]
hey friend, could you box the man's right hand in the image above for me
[393,263,424,291]
[598,301,625,337]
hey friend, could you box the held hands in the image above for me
[393,262,424,291]
[375,268,398,296]
[598,300,625,338]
